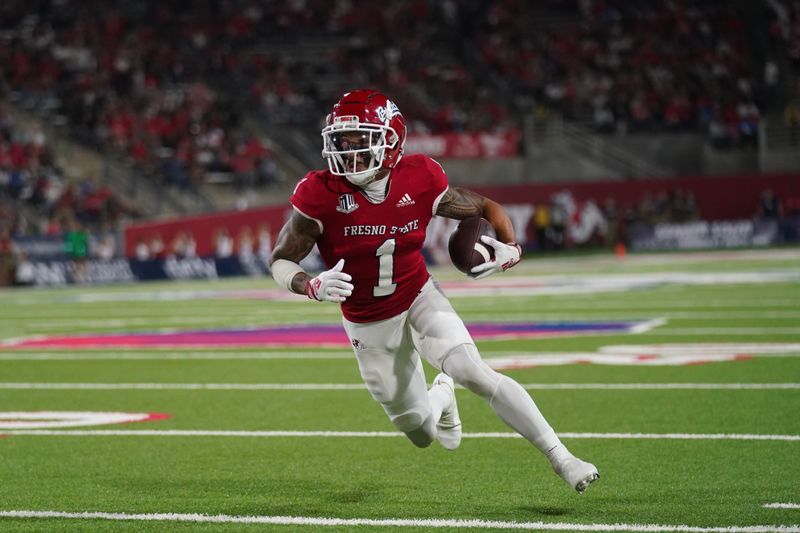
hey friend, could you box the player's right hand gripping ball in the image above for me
[448,216,496,276]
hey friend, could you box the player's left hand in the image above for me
[306,259,354,302]
[469,236,522,280]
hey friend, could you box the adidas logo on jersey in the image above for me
[396,193,415,207]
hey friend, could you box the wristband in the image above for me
[271,259,305,292]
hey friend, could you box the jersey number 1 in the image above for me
[374,239,397,297]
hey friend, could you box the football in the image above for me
[448,216,496,276]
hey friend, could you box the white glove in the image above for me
[305,259,354,302]
[470,236,522,280]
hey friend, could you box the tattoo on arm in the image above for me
[270,212,320,293]
[271,212,320,264]
[435,187,486,219]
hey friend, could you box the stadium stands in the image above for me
[0,0,797,277]
[1,1,787,154]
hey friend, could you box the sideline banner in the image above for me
[12,236,68,261]
[25,217,796,286]
[629,219,780,251]
[26,256,268,286]
[27,259,136,286]
[405,130,522,159]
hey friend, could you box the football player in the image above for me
[270,90,599,493]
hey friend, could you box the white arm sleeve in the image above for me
[271,259,305,292]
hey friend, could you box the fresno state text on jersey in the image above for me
[291,154,448,323]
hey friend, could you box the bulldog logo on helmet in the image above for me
[322,90,408,187]
[376,101,401,124]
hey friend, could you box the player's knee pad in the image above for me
[387,401,430,434]
[403,415,437,448]
[440,343,501,399]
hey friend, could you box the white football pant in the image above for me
[343,277,562,454]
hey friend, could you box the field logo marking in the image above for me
[1,342,797,366]
[0,320,660,350]
[0,411,169,429]
[0,510,798,531]
[487,343,800,369]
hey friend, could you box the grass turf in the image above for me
[0,248,798,532]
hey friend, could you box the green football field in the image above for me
[0,249,799,532]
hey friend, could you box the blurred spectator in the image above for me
[214,227,233,258]
[757,189,783,221]
[92,227,117,261]
[13,250,34,286]
[0,227,15,286]
[149,233,166,260]
[169,231,189,259]
[784,100,800,146]
[64,218,89,283]
[533,203,551,251]
[738,101,761,149]
[763,59,781,103]
[134,237,150,261]
[235,188,257,211]
[257,223,273,272]
[602,197,619,245]
[237,225,260,275]
[547,196,568,250]
[237,226,255,262]
[184,232,198,258]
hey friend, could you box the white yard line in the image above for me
[764,504,800,510]
[0,351,354,361]
[0,382,798,391]
[650,328,800,335]
[526,383,800,390]
[461,312,800,320]
[0,382,367,390]
[0,510,797,532]
[455,300,800,310]
[2,430,798,441]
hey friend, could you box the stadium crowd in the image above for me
[0,0,796,274]
[0,1,788,160]
[0,105,137,235]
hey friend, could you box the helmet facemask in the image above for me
[322,118,399,187]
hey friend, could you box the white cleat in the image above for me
[433,372,462,451]
[553,456,599,494]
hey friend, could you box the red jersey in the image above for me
[291,154,448,323]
